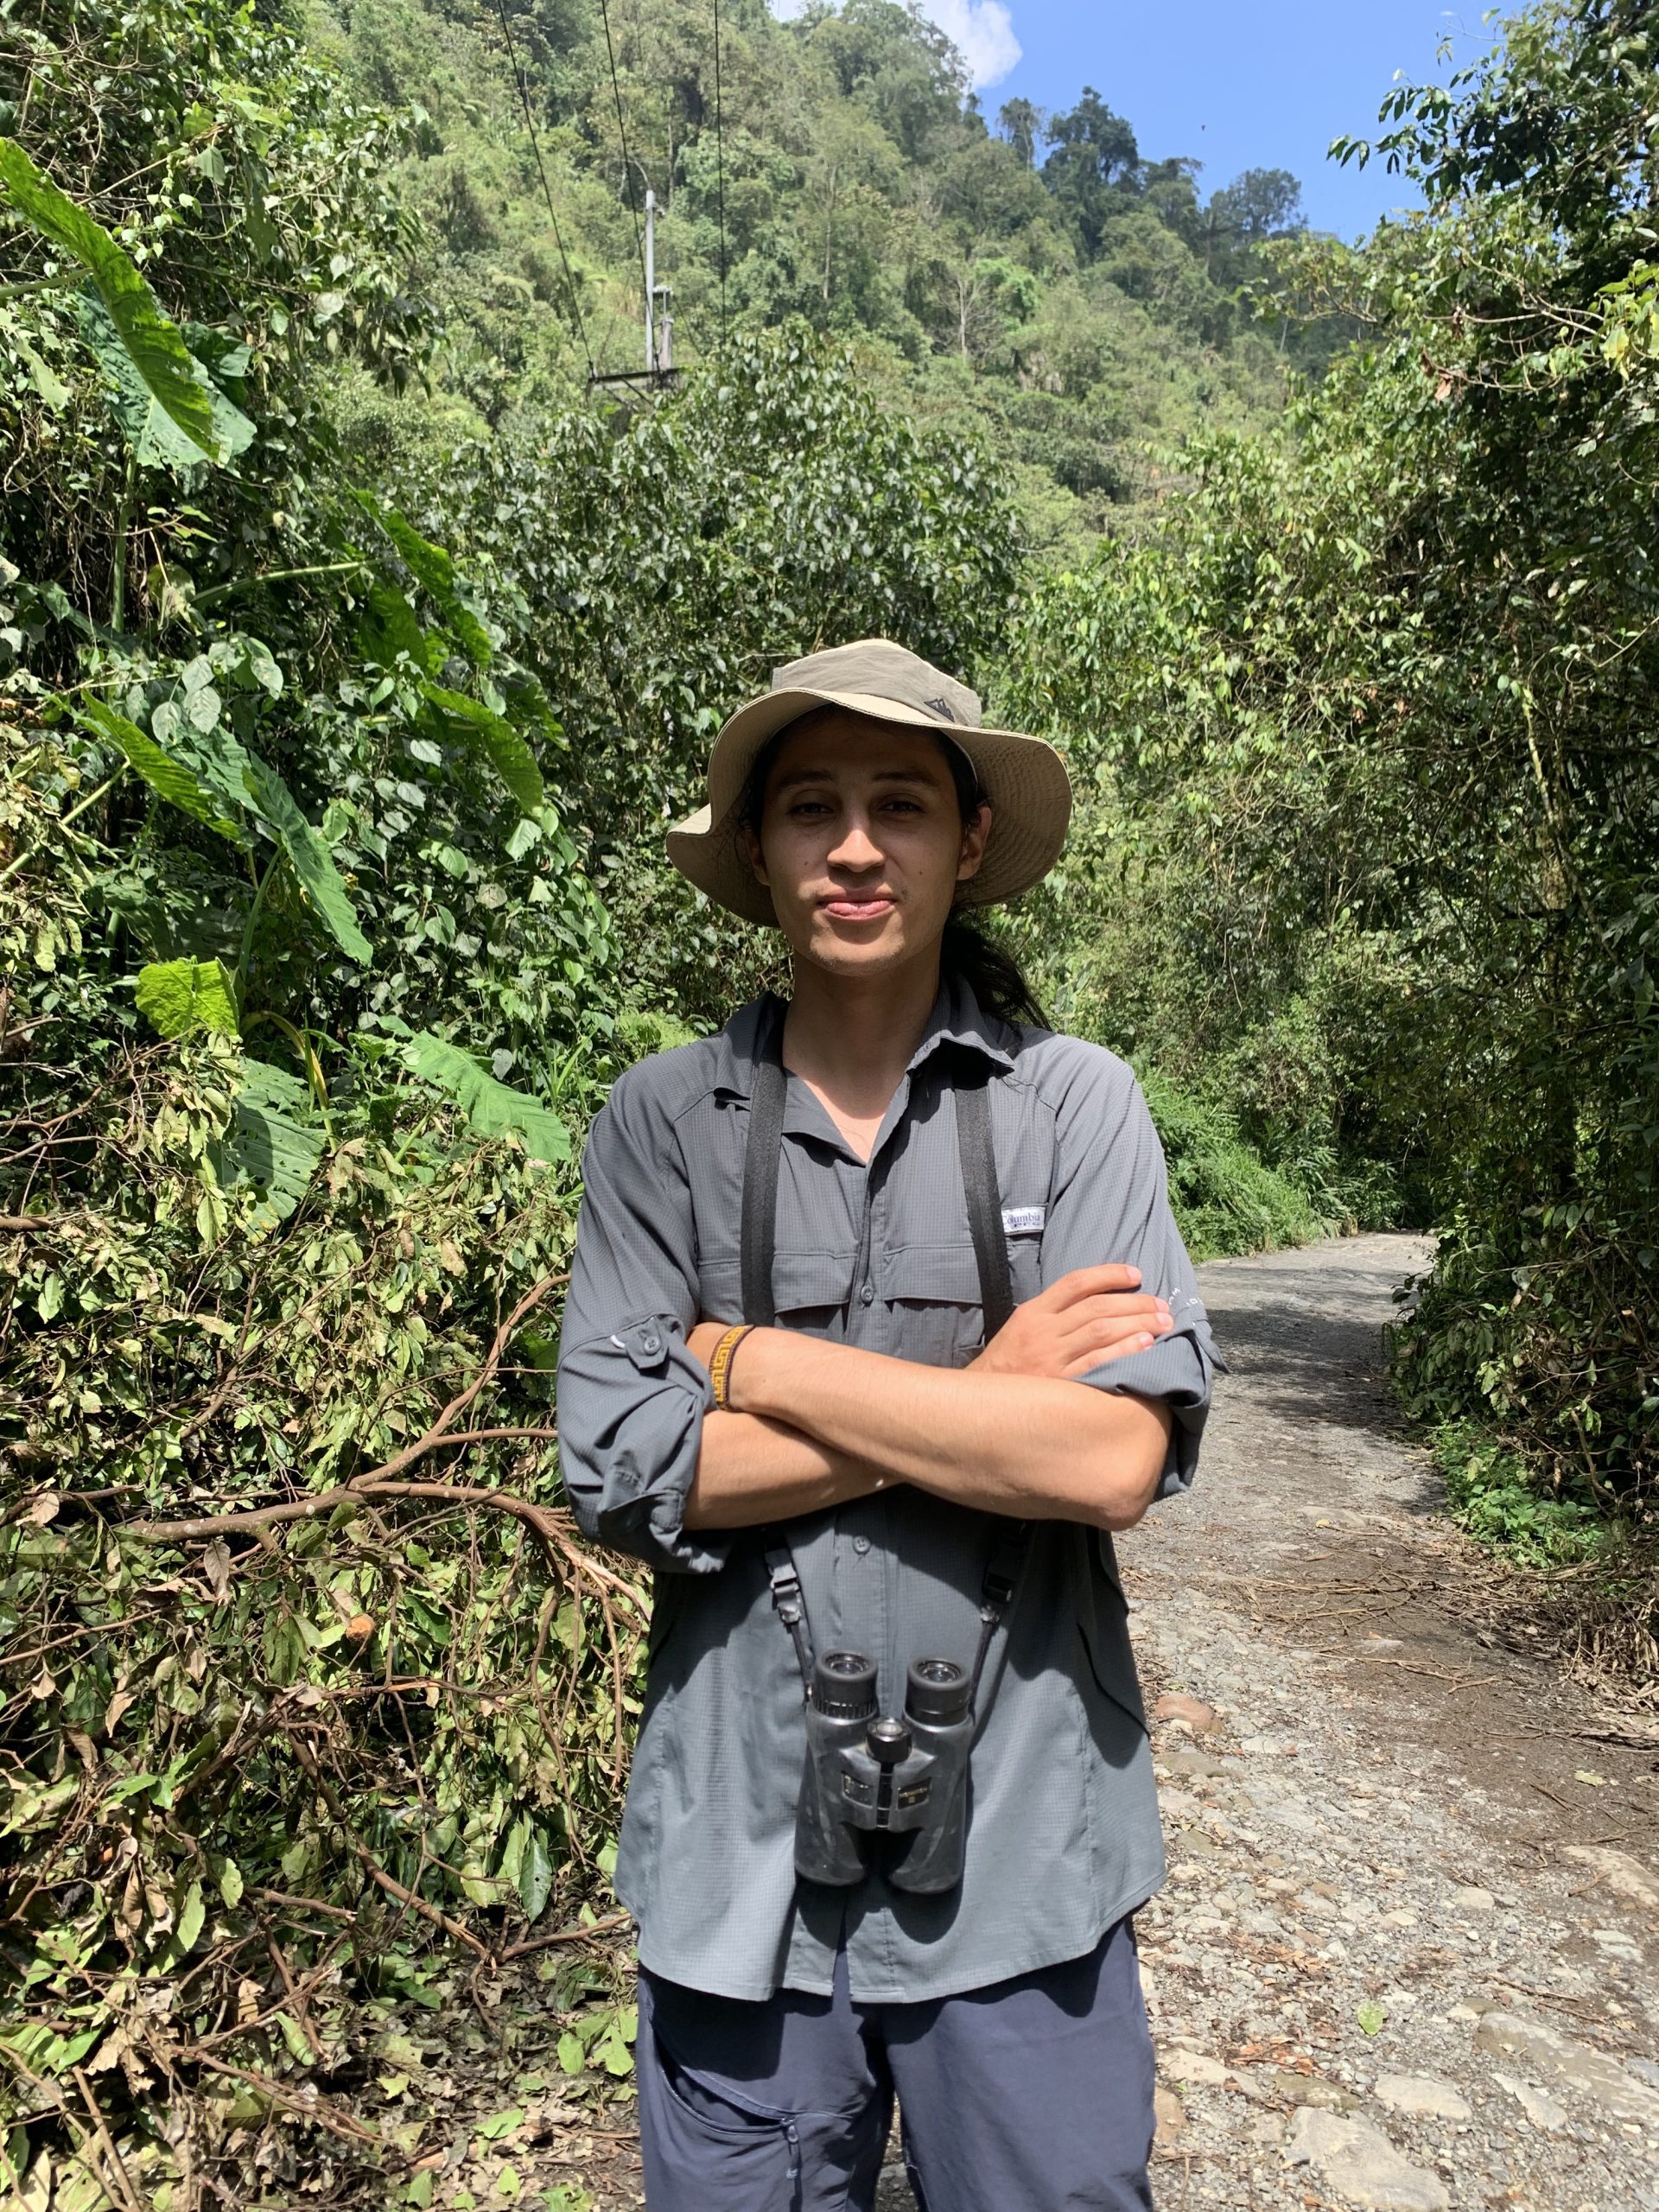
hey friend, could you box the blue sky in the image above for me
[831,3,1516,240]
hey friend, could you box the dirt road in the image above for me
[1114,1233,1659,2212]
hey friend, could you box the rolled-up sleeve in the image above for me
[1042,1052,1222,1494]
[556,1067,730,1573]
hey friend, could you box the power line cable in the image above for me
[491,0,595,381]
[596,0,651,317]
[713,0,728,353]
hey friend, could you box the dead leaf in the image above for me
[26,1491,60,1526]
[202,1539,232,1600]
[105,1688,137,1735]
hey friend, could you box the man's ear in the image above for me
[741,821,770,888]
[956,803,992,885]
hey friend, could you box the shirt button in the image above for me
[640,1329,662,1355]
[859,1281,874,1306]
[853,1535,871,1555]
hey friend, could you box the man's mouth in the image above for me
[820,893,896,922]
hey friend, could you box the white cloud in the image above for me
[770,3,1022,92]
[925,1,1021,88]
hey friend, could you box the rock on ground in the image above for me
[1285,2105,1452,2211]
[1373,2073,1474,2122]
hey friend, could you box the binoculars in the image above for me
[795,1649,976,1894]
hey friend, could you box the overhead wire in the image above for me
[491,0,595,381]
[596,0,652,321]
[713,0,728,354]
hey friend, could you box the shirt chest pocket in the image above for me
[696,1251,860,1334]
[882,1243,995,1369]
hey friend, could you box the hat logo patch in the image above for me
[923,696,957,721]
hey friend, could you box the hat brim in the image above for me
[665,686,1072,925]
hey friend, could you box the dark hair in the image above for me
[742,713,1048,1030]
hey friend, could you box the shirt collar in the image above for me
[907,971,1019,1077]
[715,974,1017,1103]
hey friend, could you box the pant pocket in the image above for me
[639,2018,883,2212]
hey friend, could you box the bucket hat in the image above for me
[665,639,1072,925]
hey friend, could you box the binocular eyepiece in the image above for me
[794,1651,976,1893]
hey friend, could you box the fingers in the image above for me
[1062,1331,1161,1376]
[1034,1264,1146,1308]
[1051,1294,1173,1344]
[1068,1315,1168,1357]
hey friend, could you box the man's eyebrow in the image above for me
[771,764,945,792]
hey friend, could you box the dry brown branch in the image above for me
[354,1849,491,1961]
[375,1270,565,1463]
[266,1939,326,2062]
[497,1907,631,1962]
[122,1269,568,1547]
[71,2064,145,2212]
[119,1439,562,1542]
[169,2050,381,2147]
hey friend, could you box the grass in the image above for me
[1138,1064,1337,1262]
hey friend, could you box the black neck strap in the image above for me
[740,1001,789,1329]
[740,997,1014,1338]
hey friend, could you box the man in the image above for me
[558,640,1217,2209]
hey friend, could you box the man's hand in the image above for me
[971,1265,1173,1381]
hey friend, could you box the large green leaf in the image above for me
[213,1059,326,1231]
[358,583,438,673]
[73,290,253,468]
[75,700,245,842]
[238,754,372,968]
[361,499,493,670]
[0,137,219,462]
[421,683,544,816]
[135,957,241,1039]
[404,1033,570,1163]
[98,693,368,965]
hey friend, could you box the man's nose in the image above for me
[828,817,882,870]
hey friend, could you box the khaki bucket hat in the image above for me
[666,639,1072,925]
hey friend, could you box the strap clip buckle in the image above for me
[766,1552,804,1627]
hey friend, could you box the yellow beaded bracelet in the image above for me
[708,1323,754,1412]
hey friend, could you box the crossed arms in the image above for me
[683,1265,1177,1535]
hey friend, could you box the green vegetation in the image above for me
[2,0,1656,2197]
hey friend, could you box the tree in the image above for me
[997,95,1046,169]
[1041,87,1141,257]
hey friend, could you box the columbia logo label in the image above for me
[1001,1206,1045,1235]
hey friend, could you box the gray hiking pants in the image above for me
[636,1916,1156,2210]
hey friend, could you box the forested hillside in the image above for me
[313,0,1315,552]
[2,0,1656,2201]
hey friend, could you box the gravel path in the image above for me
[1116,1233,1659,2212]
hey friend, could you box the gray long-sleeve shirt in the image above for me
[556,979,1218,2003]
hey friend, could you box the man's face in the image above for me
[744,713,990,979]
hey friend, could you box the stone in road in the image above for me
[875,1235,1659,2212]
